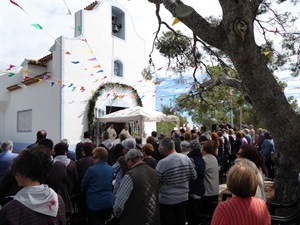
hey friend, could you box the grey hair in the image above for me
[159,137,175,151]
[102,131,109,140]
[1,140,13,151]
[60,139,69,146]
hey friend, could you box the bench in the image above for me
[270,199,300,225]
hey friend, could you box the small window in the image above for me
[112,7,125,40]
[114,60,123,77]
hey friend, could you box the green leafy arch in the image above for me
[87,82,143,134]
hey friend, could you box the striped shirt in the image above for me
[156,153,197,204]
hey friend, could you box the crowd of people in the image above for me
[0,122,274,225]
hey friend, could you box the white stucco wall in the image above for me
[59,1,155,147]
[0,0,156,151]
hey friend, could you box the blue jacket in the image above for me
[81,161,114,210]
[0,151,18,184]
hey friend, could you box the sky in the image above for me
[0,0,299,125]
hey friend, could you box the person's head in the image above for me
[227,159,258,198]
[1,140,13,151]
[201,140,216,155]
[122,139,136,154]
[264,132,272,139]
[125,148,143,168]
[237,144,267,174]
[54,142,68,156]
[184,132,192,141]
[12,149,52,187]
[217,130,223,137]
[249,125,254,130]
[83,131,91,139]
[37,138,54,155]
[180,128,185,135]
[142,143,154,156]
[60,139,69,147]
[101,131,109,140]
[92,147,108,162]
[210,132,220,147]
[82,142,94,156]
[36,129,47,141]
[135,137,142,145]
[200,126,207,133]
[243,128,250,134]
[151,131,157,138]
[146,136,155,146]
[159,137,175,156]
[228,129,235,135]
[189,139,201,153]
[158,133,165,142]
[119,133,127,142]
[235,131,243,139]
[124,125,128,130]
[110,123,114,128]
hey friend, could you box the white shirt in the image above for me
[107,127,117,140]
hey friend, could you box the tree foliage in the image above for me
[146,0,300,203]
[156,104,187,136]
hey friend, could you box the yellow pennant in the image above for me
[172,17,180,26]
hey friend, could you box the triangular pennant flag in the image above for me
[72,86,76,91]
[23,75,30,80]
[71,61,80,64]
[9,0,29,15]
[38,79,43,83]
[8,73,16,77]
[172,17,180,26]
[65,51,71,55]
[93,65,101,68]
[61,84,66,89]
[23,69,30,74]
[68,83,73,87]
[97,69,104,73]
[88,57,97,61]
[93,79,99,83]
[6,64,16,70]
[57,80,62,84]
[51,82,55,86]
[42,75,48,81]
[31,24,43,29]
[76,26,81,32]
[80,86,85,92]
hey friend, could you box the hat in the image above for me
[125,149,143,161]
[122,139,136,150]
[189,139,201,151]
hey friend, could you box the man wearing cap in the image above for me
[156,137,197,225]
[112,139,136,200]
[113,149,160,225]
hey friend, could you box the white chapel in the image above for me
[0,0,156,151]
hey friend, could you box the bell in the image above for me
[112,24,119,33]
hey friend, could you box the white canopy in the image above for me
[97,106,179,123]
[97,106,179,138]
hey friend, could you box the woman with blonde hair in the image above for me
[211,158,270,225]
